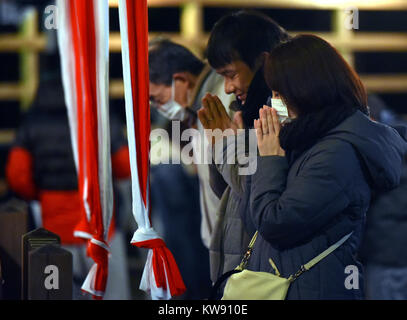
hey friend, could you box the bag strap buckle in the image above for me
[237,231,258,271]
[288,265,307,282]
[237,247,253,271]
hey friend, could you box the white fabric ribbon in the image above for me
[80,238,111,297]
[139,250,171,300]
[118,0,183,300]
[131,227,162,243]
[81,264,104,298]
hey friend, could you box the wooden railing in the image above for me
[0,0,406,110]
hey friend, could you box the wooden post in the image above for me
[19,8,40,111]
[21,228,60,300]
[0,257,3,299]
[332,8,355,68]
[180,0,204,57]
[27,245,72,300]
[0,206,28,299]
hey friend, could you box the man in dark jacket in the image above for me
[199,10,289,286]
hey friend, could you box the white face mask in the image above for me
[271,98,291,123]
[154,80,187,121]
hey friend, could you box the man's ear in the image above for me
[173,72,196,89]
[172,72,189,83]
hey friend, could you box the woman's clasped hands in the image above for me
[254,105,285,157]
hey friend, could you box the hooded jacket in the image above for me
[358,110,407,267]
[248,110,407,299]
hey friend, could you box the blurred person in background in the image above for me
[358,95,407,300]
[148,38,234,299]
[198,10,290,288]
[149,38,233,249]
[5,72,132,300]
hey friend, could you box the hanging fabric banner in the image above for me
[118,0,186,300]
[57,0,113,300]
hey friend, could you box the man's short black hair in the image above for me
[149,38,205,86]
[206,10,290,70]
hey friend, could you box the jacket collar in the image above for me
[235,67,271,129]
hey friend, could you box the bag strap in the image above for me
[210,231,259,300]
[237,231,283,276]
[237,231,353,282]
[210,268,242,300]
[236,231,258,271]
[288,232,353,282]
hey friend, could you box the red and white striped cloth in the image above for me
[57,0,113,300]
[118,0,186,300]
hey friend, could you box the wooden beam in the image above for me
[109,79,124,99]
[20,9,39,111]
[329,33,407,52]
[0,84,21,100]
[3,74,407,100]
[109,0,407,10]
[0,34,46,52]
[109,75,407,98]
[109,32,206,54]
[0,130,16,144]
[332,8,355,67]
[361,74,407,93]
[180,1,204,57]
[1,31,406,53]
[193,0,407,10]
[146,31,407,53]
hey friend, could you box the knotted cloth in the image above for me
[57,0,113,300]
[118,0,186,300]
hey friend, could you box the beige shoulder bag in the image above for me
[221,231,353,300]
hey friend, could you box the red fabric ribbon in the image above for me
[120,0,186,299]
[85,239,109,300]
[125,0,150,211]
[68,0,108,299]
[133,239,186,297]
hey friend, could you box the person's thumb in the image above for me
[233,111,244,129]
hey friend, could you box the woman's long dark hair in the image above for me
[264,34,368,117]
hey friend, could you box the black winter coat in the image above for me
[247,111,407,299]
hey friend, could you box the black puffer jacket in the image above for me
[247,110,407,299]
